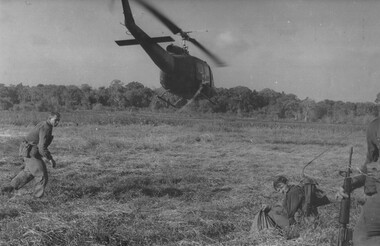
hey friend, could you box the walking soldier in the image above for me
[2,112,60,198]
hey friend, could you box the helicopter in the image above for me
[115,0,226,108]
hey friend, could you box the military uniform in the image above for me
[269,185,315,227]
[362,117,380,195]
[350,164,380,246]
[251,185,317,235]
[11,120,55,198]
[348,117,380,245]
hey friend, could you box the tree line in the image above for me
[0,80,379,123]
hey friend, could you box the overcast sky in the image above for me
[1,0,380,102]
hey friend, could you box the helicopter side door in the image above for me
[196,62,212,87]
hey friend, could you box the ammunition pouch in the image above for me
[18,140,32,158]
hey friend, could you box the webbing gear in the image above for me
[18,140,32,158]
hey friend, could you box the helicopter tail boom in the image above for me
[119,0,175,73]
[120,0,135,25]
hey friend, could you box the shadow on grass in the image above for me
[0,208,19,220]
[141,187,183,198]
[266,139,347,146]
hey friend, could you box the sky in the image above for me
[1,0,380,103]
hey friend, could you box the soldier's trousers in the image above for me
[353,194,380,246]
[10,156,48,198]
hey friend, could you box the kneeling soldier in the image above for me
[251,175,329,239]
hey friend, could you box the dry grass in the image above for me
[0,111,371,245]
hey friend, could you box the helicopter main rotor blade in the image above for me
[135,0,182,35]
[188,38,227,67]
[135,0,226,67]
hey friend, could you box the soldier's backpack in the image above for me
[300,177,330,216]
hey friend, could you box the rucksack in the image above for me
[300,177,330,216]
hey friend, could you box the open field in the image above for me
[0,111,372,245]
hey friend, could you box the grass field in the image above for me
[0,111,372,245]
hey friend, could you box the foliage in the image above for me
[376,92,380,104]
[0,82,379,123]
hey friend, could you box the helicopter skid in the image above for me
[157,94,179,108]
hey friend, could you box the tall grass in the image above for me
[0,110,370,245]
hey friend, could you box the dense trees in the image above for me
[0,81,378,123]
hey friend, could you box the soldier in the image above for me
[1,112,60,198]
[335,117,380,245]
[336,162,380,246]
[251,175,324,239]
[364,117,380,164]
[360,117,380,196]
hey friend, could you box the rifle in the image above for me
[337,146,353,246]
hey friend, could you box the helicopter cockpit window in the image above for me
[196,63,204,81]
[204,66,211,83]
[196,63,211,84]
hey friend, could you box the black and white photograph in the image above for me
[1,0,380,245]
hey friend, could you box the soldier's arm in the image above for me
[336,174,365,200]
[350,174,365,190]
[38,126,53,160]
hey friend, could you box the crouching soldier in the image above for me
[250,175,330,239]
[1,112,60,198]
